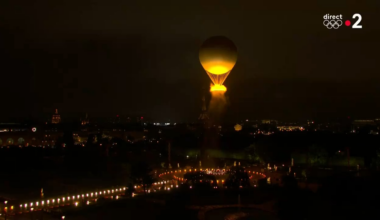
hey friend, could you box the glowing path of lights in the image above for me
[2,187,129,216]
[158,168,267,188]
[1,168,267,217]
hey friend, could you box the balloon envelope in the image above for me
[199,36,237,75]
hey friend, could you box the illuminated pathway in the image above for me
[158,168,267,188]
[1,168,268,218]
[2,187,129,216]
[156,168,271,220]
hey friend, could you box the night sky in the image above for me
[0,0,379,122]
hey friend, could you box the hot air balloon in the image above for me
[199,36,237,91]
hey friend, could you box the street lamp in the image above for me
[30,208,34,220]
[1,201,7,220]
[62,216,65,219]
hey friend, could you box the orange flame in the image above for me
[210,84,227,92]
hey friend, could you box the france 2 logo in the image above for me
[323,13,362,29]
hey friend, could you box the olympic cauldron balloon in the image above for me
[199,36,238,91]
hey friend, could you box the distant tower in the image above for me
[51,109,61,124]
[198,96,209,121]
[168,141,172,169]
[81,113,89,125]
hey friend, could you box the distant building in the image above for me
[110,115,144,124]
[0,122,145,147]
[351,120,378,134]
[51,109,61,124]
[81,113,89,125]
[0,123,61,147]
[261,120,278,125]
[352,120,376,126]
[277,125,304,131]
[73,132,89,145]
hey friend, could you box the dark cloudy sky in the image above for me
[0,0,379,122]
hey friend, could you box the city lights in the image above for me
[8,166,266,216]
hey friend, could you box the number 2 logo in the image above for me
[352,13,362,29]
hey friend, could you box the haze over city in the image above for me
[1,0,379,122]
[0,1,380,220]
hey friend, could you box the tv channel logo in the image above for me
[323,13,362,29]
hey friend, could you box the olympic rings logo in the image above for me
[323,20,342,29]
